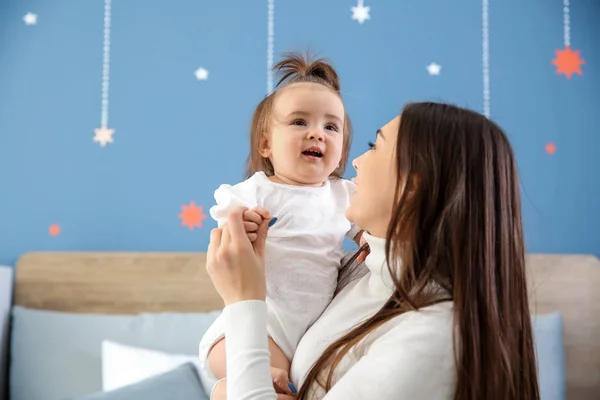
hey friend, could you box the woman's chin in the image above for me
[345,204,359,226]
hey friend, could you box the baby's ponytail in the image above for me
[272,52,341,93]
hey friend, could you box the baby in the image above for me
[198,52,362,394]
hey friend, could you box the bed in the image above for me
[7,251,600,400]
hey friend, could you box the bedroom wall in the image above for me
[0,0,598,266]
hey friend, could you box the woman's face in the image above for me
[346,116,400,238]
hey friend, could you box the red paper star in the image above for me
[552,46,585,79]
[49,224,61,236]
[178,201,207,230]
[545,142,556,155]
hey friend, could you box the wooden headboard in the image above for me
[13,252,222,314]
[13,251,600,399]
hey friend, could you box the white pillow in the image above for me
[101,340,200,392]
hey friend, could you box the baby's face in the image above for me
[263,82,345,186]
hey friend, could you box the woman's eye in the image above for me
[368,141,376,150]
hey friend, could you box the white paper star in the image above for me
[195,67,209,81]
[23,12,38,25]
[93,127,115,147]
[351,2,370,24]
[426,62,442,75]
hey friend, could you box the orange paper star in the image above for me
[178,201,207,230]
[49,224,61,236]
[545,142,556,155]
[552,46,585,79]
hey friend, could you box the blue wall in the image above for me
[1,0,598,266]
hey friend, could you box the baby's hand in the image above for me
[243,206,271,242]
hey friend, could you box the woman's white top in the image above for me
[199,232,457,399]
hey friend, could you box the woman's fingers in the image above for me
[253,217,272,261]
[221,223,232,250]
[226,207,251,247]
[207,228,223,267]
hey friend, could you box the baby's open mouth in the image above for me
[302,147,323,158]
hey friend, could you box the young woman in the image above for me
[204,102,540,400]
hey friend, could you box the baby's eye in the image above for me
[292,119,306,126]
[325,124,339,132]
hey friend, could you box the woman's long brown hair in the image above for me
[297,102,540,400]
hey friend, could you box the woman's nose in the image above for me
[352,156,360,170]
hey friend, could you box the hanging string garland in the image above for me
[552,0,585,79]
[93,0,115,147]
[266,0,275,94]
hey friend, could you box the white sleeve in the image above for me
[209,179,259,227]
[221,302,455,400]
[222,300,278,400]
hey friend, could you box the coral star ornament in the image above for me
[553,1,584,79]
[552,47,585,79]
[179,202,207,230]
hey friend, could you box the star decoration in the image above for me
[545,142,556,155]
[23,12,37,25]
[195,67,209,81]
[351,3,370,24]
[552,46,585,79]
[426,62,441,76]
[93,126,114,147]
[49,224,61,237]
[178,201,207,230]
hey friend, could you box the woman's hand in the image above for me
[206,206,273,306]
[355,230,370,263]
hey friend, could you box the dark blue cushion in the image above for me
[73,363,208,400]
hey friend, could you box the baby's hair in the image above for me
[245,52,353,179]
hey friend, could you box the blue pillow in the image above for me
[10,306,220,400]
[532,312,566,400]
[72,362,208,400]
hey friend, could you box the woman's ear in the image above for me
[258,134,271,158]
